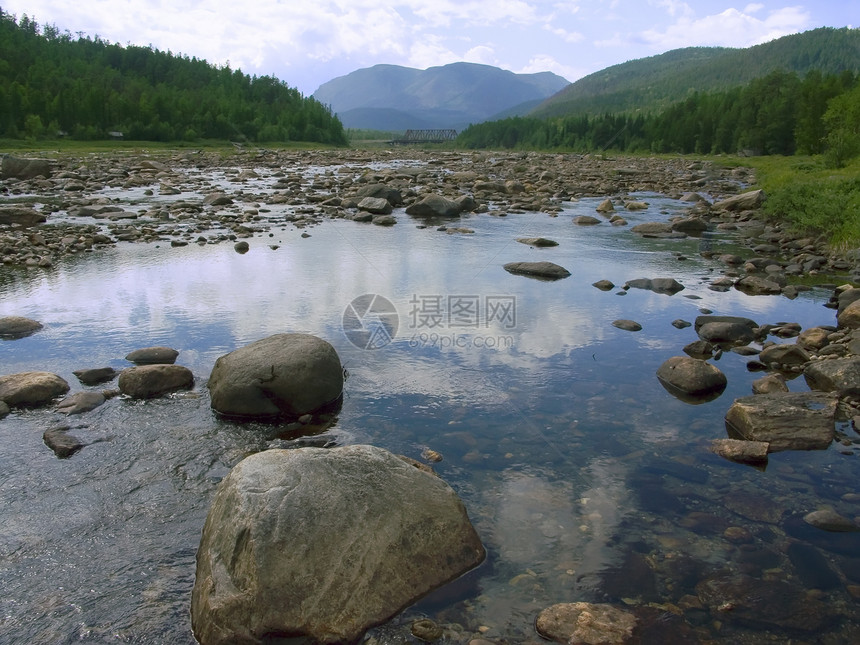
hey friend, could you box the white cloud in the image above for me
[546,24,585,43]
[638,5,811,49]
[463,45,500,66]
[517,54,583,81]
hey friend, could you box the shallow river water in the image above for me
[1,161,859,644]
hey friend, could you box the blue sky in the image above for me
[3,1,857,95]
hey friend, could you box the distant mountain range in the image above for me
[531,27,860,118]
[312,62,569,131]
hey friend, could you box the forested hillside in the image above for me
[533,27,860,118]
[0,10,347,144]
[458,69,860,167]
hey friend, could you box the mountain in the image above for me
[312,62,569,131]
[532,27,860,118]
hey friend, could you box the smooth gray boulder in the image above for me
[125,346,179,365]
[0,315,43,339]
[208,333,343,420]
[725,392,837,452]
[503,261,571,280]
[0,207,46,227]
[357,197,393,215]
[759,344,811,367]
[696,318,757,346]
[118,364,194,399]
[0,371,70,408]
[43,426,84,459]
[56,391,106,415]
[656,356,727,402]
[1,155,52,179]
[191,445,485,645]
[804,509,860,532]
[405,194,461,218]
[573,215,601,225]
[355,183,403,206]
[804,356,860,392]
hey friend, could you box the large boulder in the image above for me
[0,207,47,227]
[355,183,403,206]
[191,445,485,645]
[0,315,43,339]
[725,392,837,452]
[405,194,461,218]
[503,261,571,280]
[712,189,764,211]
[208,333,343,420]
[0,371,70,408]
[837,299,860,329]
[1,155,53,179]
[804,356,860,392]
[656,356,727,402]
[118,364,194,399]
[695,315,757,346]
[357,197,393,215]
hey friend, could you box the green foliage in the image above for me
[0,9,347,145]
[822,83,860,167]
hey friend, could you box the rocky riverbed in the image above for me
[2,147,860,644]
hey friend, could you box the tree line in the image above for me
[457,69,860,167]
[0,9,347,144]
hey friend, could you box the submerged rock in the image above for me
[191,445,485,645]
[56,391,106,415]
[0,316,43,339]
[725,392,837,452]
[503,261,570,280]
[536,602,637,645]
[208,333,343,420]
[711,438,769,465]
[43,426,84,459]
[804,508,860,533]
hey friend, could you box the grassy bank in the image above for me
[744,155,860,250]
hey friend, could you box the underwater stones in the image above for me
[710,438,769,465]
[191,445,485,645]
[536,602,636,645]
[43,426,84,459]
[503,261,570,280]
[725,392,837,452]
[208,333,343,420]
[56,391,106,415]
[804,508,860,533]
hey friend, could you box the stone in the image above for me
[118,364,194,399]
[72,367,118,386]
[516,237,558,247]
[804,508,860,532]
[759,344,811,367]
[355,183,402,206]
[725,392,837,452]
[672,319,692,329]
[0,371,70,408]
[208,333,343,420]
[838,299,860,329]
[0,316,43,339]
[735,275,782,295]
[697,322,756,346]
[631,222,674,236]
[405,194,461,218]
[56,391,106,415]
[573,215,601,225]
[411,618,444,642]
[710,439,769,465]
[624,277,685,295]
[625,200,648,210]
[752,373,789,394]
[191,445,485,645]
[357,197,393,215]
[43,426,84,459]
[596,198,615,212]
[670,217,708,234]
[455,194,477,212]
[656,356,727,402]
[125,346,179,365]
[712,189,764,211]
[0,400,9,419]
[233,241,249,253]
[0,206,47,227]
[797,327,831,351]
[535,602,636,645]
[503,261,570,280]
[612,319,642,331]
[683,340,715,358]
[371,215,397,226]
[203,192,233,206]
[1,155,52,179]
[592,279,615,291]
[804,356,860,393]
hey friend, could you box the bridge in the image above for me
[389,129,458,145]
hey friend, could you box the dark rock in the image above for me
[357,196,393,215]
[405,194,461,218]
[0,316,43,339]
[411,618,444,642]
[759,343,811,367]
[43,426,83,459]
[573,215,601,225]
[203,192,233,206]
[516,237,558,247]
[503,261,570,280]
[191,445,485,645]
[683,340,715,358]
[593,279,615,291]
[355,183,403,206]
[725,392,837,452]
[671,217,708,234]
[371,214,397,226]
[710,438,769,465]
[118,364,194,399]
[208,333,343,420]
[787,542,842,590]
[56,391,106,415]
[125,346,179,365]
[0,207,47,227]
[804,508,860,532]
[0,371,70,408]
[735,275,782,295]
[1,155,52,179]
[624,277,684,295]
[72,367,118,386]
[804,357,860,392]
[697,322,756,346]
[233,241,249,253]
[612,319,642,331]
[672,319,692,329]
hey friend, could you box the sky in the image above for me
[2,1,857,96]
